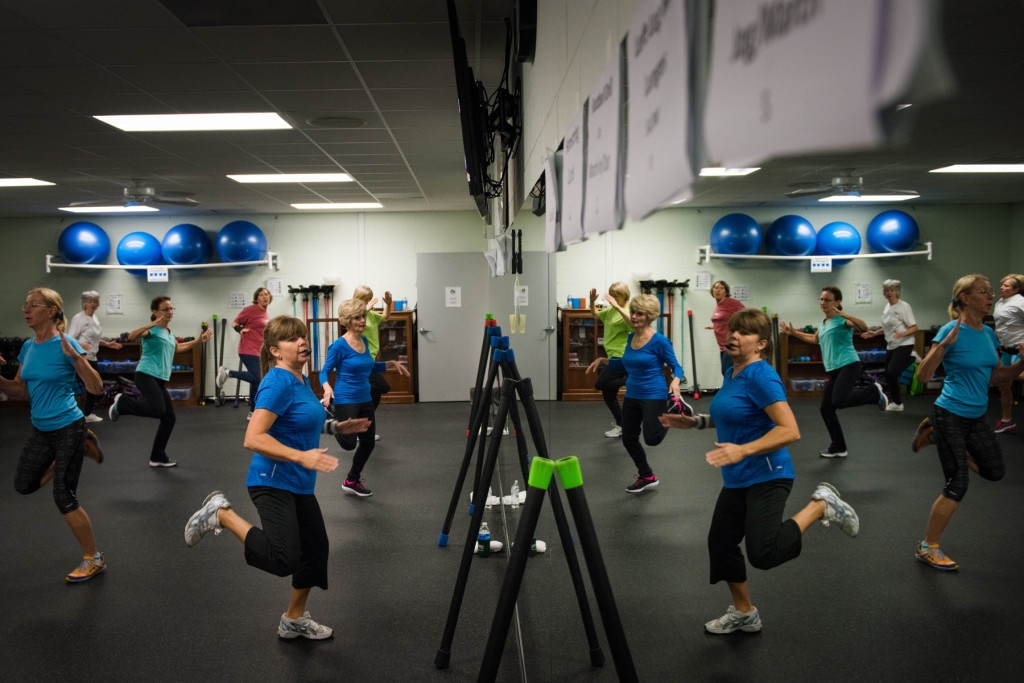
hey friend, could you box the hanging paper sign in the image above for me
[560,107,586,246]
[544,151,562,253]
[583,46,624,235]
[625,0,693,221]
[705,0,882,168]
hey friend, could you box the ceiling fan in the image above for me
[68,178,200,207]
[784,169,917,199]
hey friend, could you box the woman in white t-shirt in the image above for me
[993,273,1024,433]
[67,290,123,422]
[860,279,918,411]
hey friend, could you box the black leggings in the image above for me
[369,371,390,410]
[14,417,86,514]
[83,359,102,415]
[707,479,801,584]
[244,486,329,590]
[594,362,627,425]
[332,401,376,482]
[820,361,878,452]
[932,404,1004,502]
[621,397,669,478]
[117,371,176,461]
[883,345,915,405]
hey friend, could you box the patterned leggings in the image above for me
[14,417,86,514]
[932,404,1004,502]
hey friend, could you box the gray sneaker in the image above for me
[184,490,230,547]
[811,482,859,537]
[278,611,334,640]
[704,605,762,634]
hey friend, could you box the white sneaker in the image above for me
[885,403,904,412]
[705,605,762,634]
[184,491,230,546]
[604,424,622,438]
[374,433,381,441]
[84,413,103,423]
[216,366,229,391]
[812,482,860,537]
[278,611,333,640]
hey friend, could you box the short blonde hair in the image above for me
[608,281,630,306]
[1001,274,1024,294]
[352,285,373,302]
[337,298,367,327]
[28,287,66,332]
[628,293,660,322]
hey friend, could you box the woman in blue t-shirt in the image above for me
[913,275,1024,571]
[108,295,211,467]
[617,293,687,493]
[184,315,369,640]
[661,308,859,635]
[320,298,409,498]
[1,288,106,583]
[780,286,887,458]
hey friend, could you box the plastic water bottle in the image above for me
[510,480,520,509]
[401,297,408,311]
[567,294,573,309]
[477,522,490,557]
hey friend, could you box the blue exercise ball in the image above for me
[815,221,861,265]
[116,232,163,274]
[216,220,267,264]
[710,213,762,257]
[766,215,816,256]
[58,221,110,264]
[866,210,919,253]
[162,223,213,265]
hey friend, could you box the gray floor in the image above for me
[1,392,1021,682]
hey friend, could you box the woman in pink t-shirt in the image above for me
[218,287,272,414]
[706,281,746,376]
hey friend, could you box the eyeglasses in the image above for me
[21,303,48,312]
[972,289,993,296]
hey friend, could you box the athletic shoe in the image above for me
[911,417,935,452]
[874,382,889,411]
[994,419,1017,433]
[811,482,859,537]
[184,491,230,547]
[818,450,848,459]
[278,611,333,640]
[885,403,905,412]
[342,479,373,497]
[915,542,958,571]
[108,393,123,422]
[216,365,229,391]
[667,394,694,417]
[149,457,178,468]
[704,605,762,634]
[374,433,381,441]
[246,411,253,421]
[626,475,659,493]
[84,429,104,464]
[66,552,105,583]
[84,413,103,423]
[604,424,622,438]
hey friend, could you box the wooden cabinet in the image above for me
[779,330,925,399]
[558,307,671,400]
[97,342,202,406]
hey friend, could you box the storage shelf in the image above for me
[45,252,279,272]
[697,242,932,265]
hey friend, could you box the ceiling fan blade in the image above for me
[153,196,201,206]
[67,199,116,207]
[785,186,832,198]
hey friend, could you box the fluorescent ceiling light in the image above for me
[228,173,353,183]
[930,164,1024,173]
[291,202,383,210]
[0,178,55,187]
[819,193,918,202]
[700,167,761,176]
[59,205,160,213]
[94,113,291,132]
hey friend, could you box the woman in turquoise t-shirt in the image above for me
[1,287,106,583]
[586,281,631,438]
[781,286,886,458]
[109,295,211,467]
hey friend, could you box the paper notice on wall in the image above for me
[544,151,562,252]
[560,107,587,246]
[445,286,462,308]
[106,293,123,314]
[582,46,624,236]
[266,277,283,296]
[625,0,693,221]
[705,0,883,168]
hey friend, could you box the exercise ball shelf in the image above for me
[45,252,280,273]
[696,242,932,265]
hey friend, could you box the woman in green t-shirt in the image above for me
[587,282,632,438]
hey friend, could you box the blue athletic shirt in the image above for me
[709,360,795,488]
[136,325,176,380]
[18,334,86,431]
[246,367,328,494]
[933,320,999,419]
[319,336,385,404]
[819,316,859,372]
[621,332,683,399]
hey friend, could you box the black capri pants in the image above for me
[14,417,87,514]
[932,404,1004,502]
[708,479,802,585]
[244,486,329,590]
